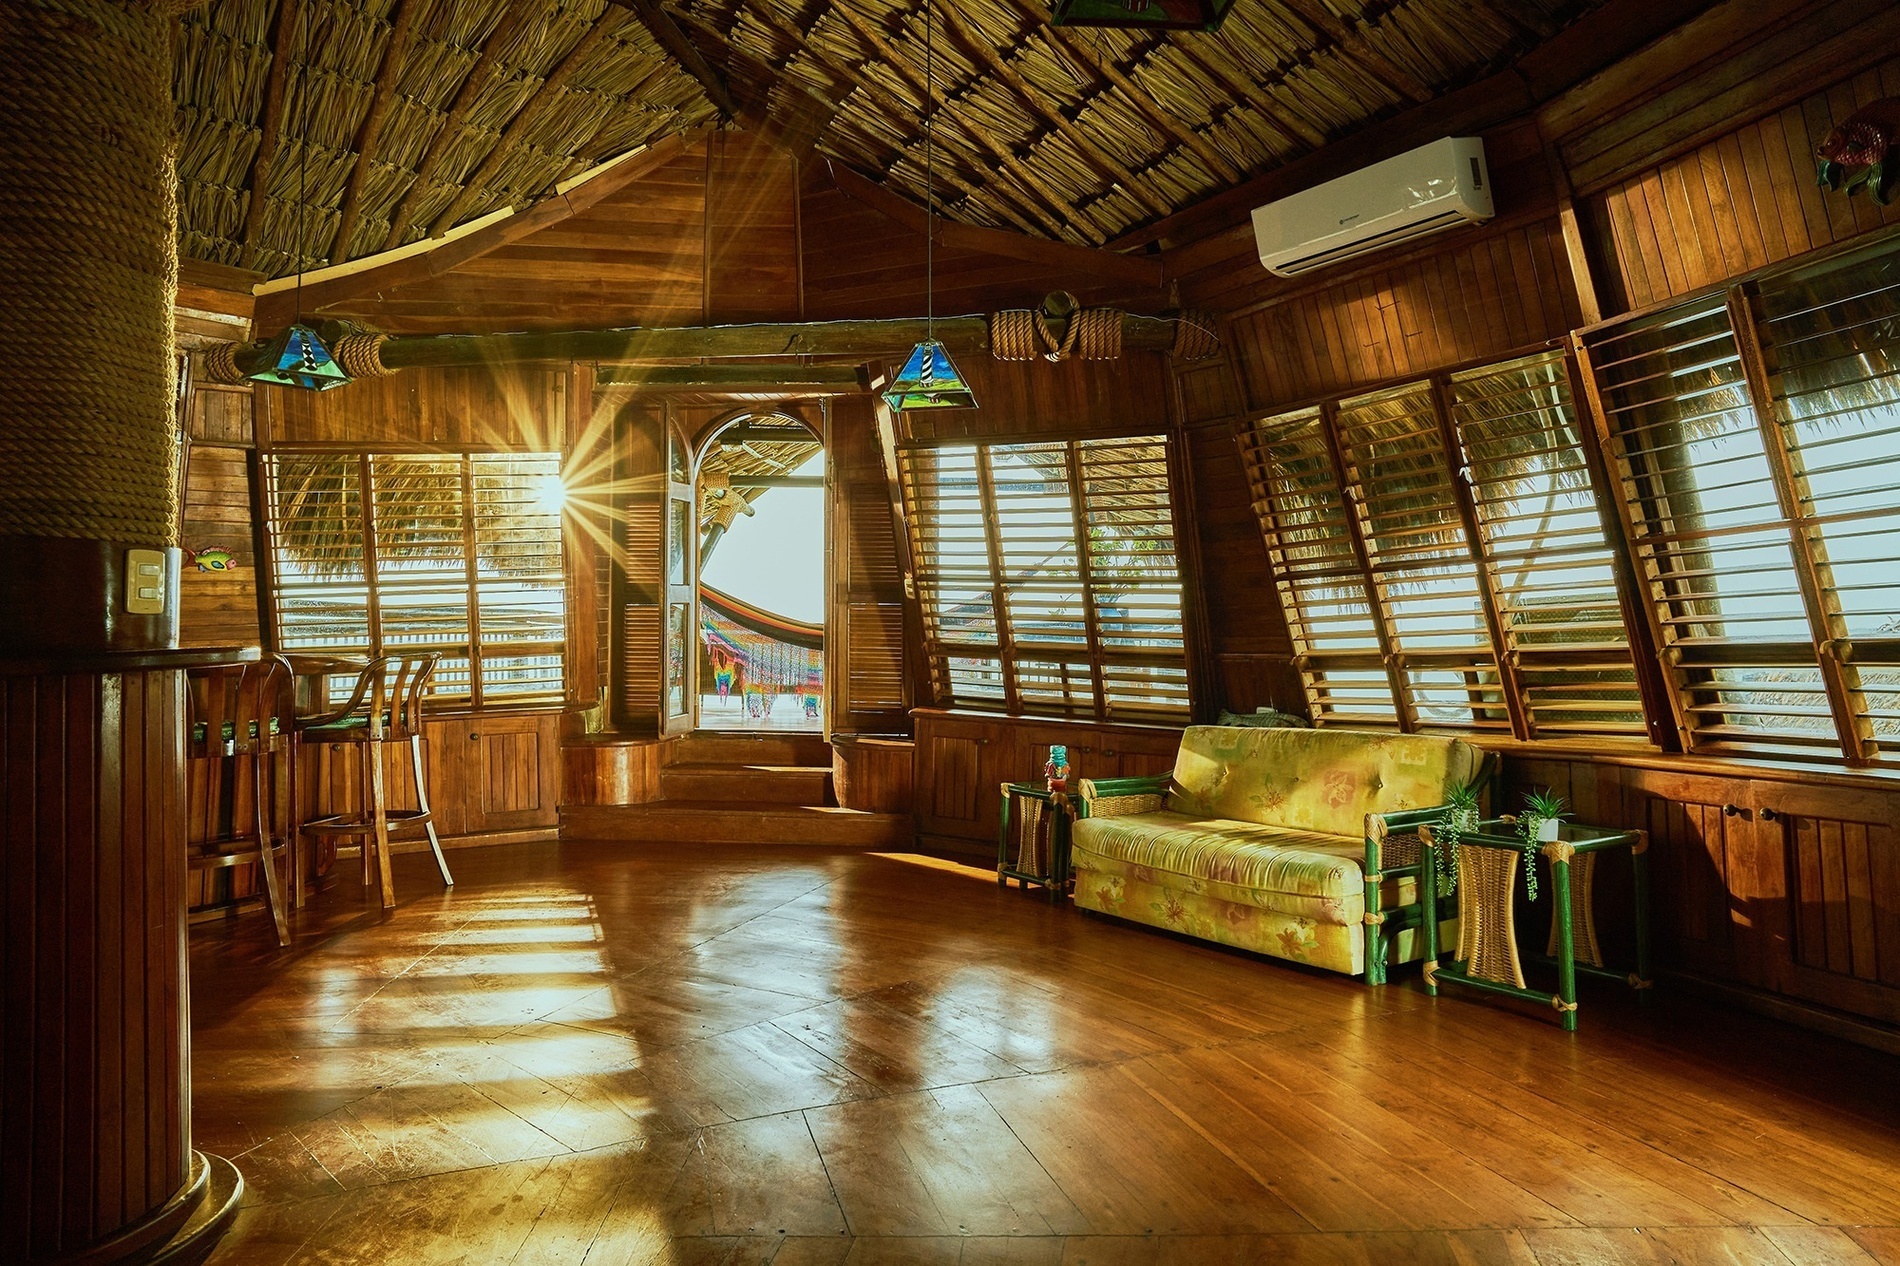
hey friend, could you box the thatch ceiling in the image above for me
[174,0,1610,276]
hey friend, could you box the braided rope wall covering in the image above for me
[0,0,179,546]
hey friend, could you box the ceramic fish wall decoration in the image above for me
[1815,97,1900,205]
[189,548,237,572]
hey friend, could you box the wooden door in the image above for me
[611,402,667,733]
[1751,779,1900,1023]
[1616,765,1756,985]
[464,714,561,833]
[664,418,695,735]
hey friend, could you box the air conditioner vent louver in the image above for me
[1253,137,1493,278]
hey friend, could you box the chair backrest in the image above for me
[187,657,292,756]
[366,653,438,740]
[1164,725,1483,835]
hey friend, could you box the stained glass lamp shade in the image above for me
[882,340,977,411]
[246,323,353,391]
[1049,0,1232,29]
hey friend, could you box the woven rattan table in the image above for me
[1422,818,1652,1032]
[997,783,1071,901]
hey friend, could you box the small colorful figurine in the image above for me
[1816,97,1900,205]
[1045,744,1071,793]
[189,548,237,572]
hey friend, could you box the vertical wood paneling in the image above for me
[1586,54,1900,312]
[1,668,192,1261]
[262,366,568,450]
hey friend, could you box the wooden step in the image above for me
[661,762,834,805]
[561,802,911,848]
[673,732,834,768]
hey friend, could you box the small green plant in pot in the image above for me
[1431,783,1482,895]
[1514,790,1568,901]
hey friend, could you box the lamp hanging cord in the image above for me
[295,0,307,323]
[924,0,934,340]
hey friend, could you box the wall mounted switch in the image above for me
[126,548,167,615]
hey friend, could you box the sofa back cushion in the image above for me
[1165,726,1481,835]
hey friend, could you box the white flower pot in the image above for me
[1536,817,1562,843]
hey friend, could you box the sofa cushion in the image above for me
[1071,810,1417,927]
[1165,726,1480,835]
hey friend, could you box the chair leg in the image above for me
[411,733,453,887]
[369,735,396,910]
[287,734,305,909]
[252,750,290,946]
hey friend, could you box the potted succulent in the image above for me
[1431,783,1482,895]
[1514,790,1568,900]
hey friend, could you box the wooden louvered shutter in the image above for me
[613,403,668,730]
[266,453,373,688]
[1078,435,1190,723]
[1578,292,1847,760]
[1237,408,1397,724]
[832,401,910,733]
[1448,350,1648,740]
[898,444,1006,709]
[1335,382,1509,732]
[370,454,472,701]
[472,453,565,705]
[991,441,1094,717]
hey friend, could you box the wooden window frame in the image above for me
[1238,345,1659,744]
[895,430,1196,725]
[262,444,567,711]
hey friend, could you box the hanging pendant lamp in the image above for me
[249,2,353,392]
[883,0,975,413]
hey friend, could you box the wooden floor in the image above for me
[190,841,1900,1266]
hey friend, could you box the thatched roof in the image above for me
[173,0,1609,274]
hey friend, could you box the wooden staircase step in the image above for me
[660,763,834,805]
[560,802,910,848]
[672,732,834,768]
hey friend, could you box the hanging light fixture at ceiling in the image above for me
[249,0,352,392]
[1049,0,1234,31]
[881,0,976,413]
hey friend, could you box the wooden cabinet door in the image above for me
[463,714,560,834]
[915,714,994,842]
[1750,779,1900,1023]
[1617,765,1755,985]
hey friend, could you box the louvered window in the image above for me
[1240,350,1648,740]
[897,434,1190,723]
[1579,235,1900,764]
[265,450,566,708]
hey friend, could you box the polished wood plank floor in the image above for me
[190,841,1900,1265]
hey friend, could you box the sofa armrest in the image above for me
[1076,775,1170,821]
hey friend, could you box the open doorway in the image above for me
[694,412,826,732]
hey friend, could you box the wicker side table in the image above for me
[1422,818,1652,1031]
[997,783,1071,901]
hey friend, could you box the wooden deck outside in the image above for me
[190,841,1900,1265]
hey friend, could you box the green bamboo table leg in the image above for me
[1419,825,1440,996]
[1546,842,1579,1032]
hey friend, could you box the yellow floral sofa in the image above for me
[1071,726,1484,983]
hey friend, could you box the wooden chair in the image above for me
[295,653,454,910]
[186,658,296,946]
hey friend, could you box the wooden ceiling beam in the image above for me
[238,0,302,271]
[827,1,1106,242]
[604,0,740,121]
[331,0,432,265]
[1269,0,1434,105]
[427,12,624,238]
[933,0,1174,220]
[254,127,710,329]
[1162,38,1327,152]
[382,0,552,252]
[1024,16,1244,184]
[826,159,1165,291]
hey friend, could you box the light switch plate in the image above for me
[126,548,167,615]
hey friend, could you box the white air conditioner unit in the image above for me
[1251,137,1493,278]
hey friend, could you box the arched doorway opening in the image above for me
[694,411,826,731]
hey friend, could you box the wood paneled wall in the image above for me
[894,352,1176,445]
[1582,54,1900,312]
[259,365,568,450]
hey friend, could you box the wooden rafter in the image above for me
[604,0,740,121]
[427,11,624,238]
[746,3,1063,240]
[238,0,302,270]
[829,0,1112,243]
[933,0,1174,220]
[826,160,1164,290]
[1271,0,1434,105]
[381,0,553,252]
[1025,14,1245,184]
[332,0,432,265]
[1160,36,1326,152]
